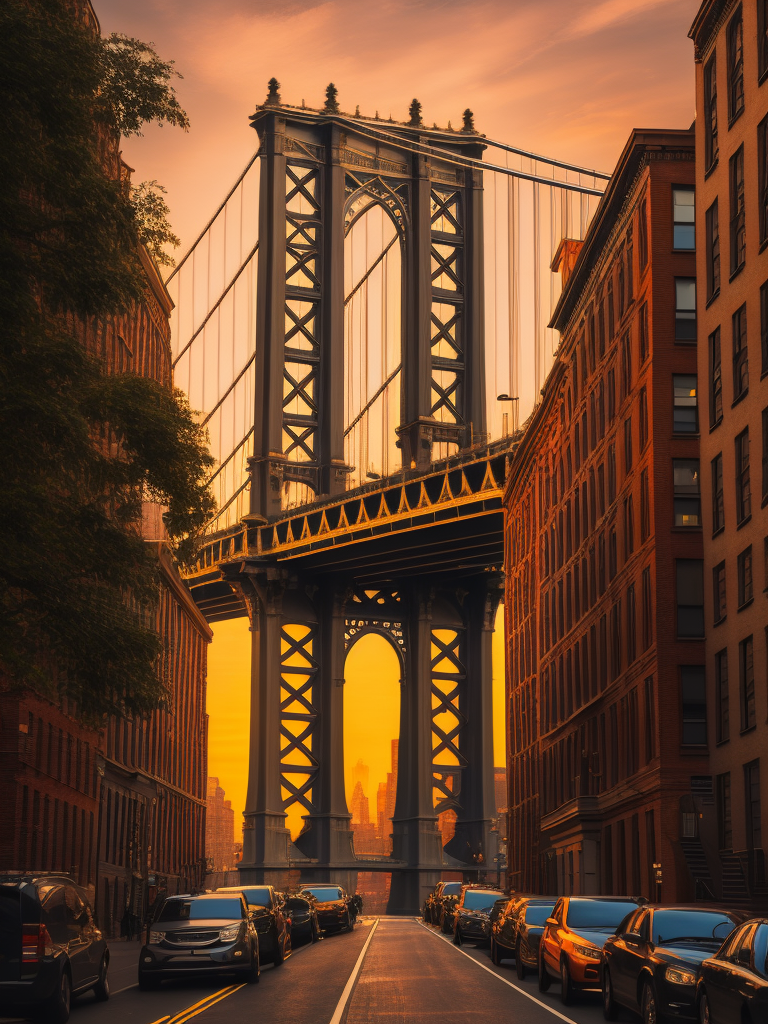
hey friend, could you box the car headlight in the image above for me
[219,923,242,942]
[149,930,165,944]
[665,966,696,986]
[571,941,601,960]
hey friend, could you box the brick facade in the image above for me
[504,129,709,901]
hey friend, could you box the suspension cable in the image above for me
[345,235,398,305]
[344,363,402,437]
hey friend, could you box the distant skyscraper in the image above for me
[353,758,369,795]
[206,777,236,872]
[351,781,370,825]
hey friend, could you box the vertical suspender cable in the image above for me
[533,181,541,400]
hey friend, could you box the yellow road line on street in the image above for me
[168,986,236,1020]
[148,1017,171,1024]
[171,983,246,1024]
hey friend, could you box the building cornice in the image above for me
[688,0,735,61]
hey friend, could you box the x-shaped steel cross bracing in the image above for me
[430,190,462,235]
[286,165,320,213]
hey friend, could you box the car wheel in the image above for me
[698,990,709,1024]
[246,946,260,983]
[538,951,551,991]
[602,967,618,1021]
[453,925,462,946]
[641,980,658,1024]
[516,942,526,980]
[138,969,161,991]
[311,918,320,943]
[560,958,575,1006]
[43,969,71,1024]
[491,936,502,966]
[93,955,110,1001]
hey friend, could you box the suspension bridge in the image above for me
[169,82,609,912]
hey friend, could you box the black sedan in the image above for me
[423,881,462,927]
[284,893,320,946]
[216,885,291,965]
[139,893,260,988]
[508,900,556,978]
[453,886,504,946]
[698,917,768,1023]
[602,905,742,1023]
[297,885,354,933]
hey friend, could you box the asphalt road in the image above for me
[1,919,641,1024]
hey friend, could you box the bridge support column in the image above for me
[389,585,443,913]
[239,576,292,879]
[294,583,354,864]
[445,577,503,872]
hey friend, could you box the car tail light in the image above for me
[22,924,52,962]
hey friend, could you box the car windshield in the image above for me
[303,887,342,901]
[525,905,556,926]
[237,888,271,907]
[566,900,638,929]
[158,899,242,922]
[462,891,498,911]
[442,883,462,896]
[653,911,735,945]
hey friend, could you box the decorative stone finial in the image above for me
[354,104,361,117]
[408,98,423,126]
[375,110,380,120]
[447,120,454,131]
[265,77,281,106]
[462,108,475,133]
[324,83,340,113]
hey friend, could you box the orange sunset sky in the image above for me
[94,0,702,827]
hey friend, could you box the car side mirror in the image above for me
[546,917,558,927]
[623,931,642,944]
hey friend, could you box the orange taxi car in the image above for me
[538,896,644,1005]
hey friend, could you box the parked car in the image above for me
[284,892,320,946]
[139,892,259,989]
[697,917,768,1024]
[602,904,743,1023]
[490,893,535,964]
[539,896,644,1005]
[489,895,510,929]
[452,885,504,946]
[216,884,291,965]
[297,884,355,933]
[0,872,109,1023]
[493,897,556,977]
[423,881,462,926]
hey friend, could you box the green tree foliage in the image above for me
[0,0,215,720]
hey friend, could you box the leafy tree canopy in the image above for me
[0,0,215,721]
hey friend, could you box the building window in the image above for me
[740,636,756,731]
[644,676,655,761]
[618,263,625,319]
[745,760,762,850]
[627,585,637,664]
[732,303,749,401]
[639,387,648,451]
[673,187,695,249]
[704,52,718,171]
[709,328,723,427]
[676,559,705,638]
[639,301,649,364]
[673,459,701,527]
[737,546,753,607]
[681,666,707,746]
[730,146,746,274]
[717,773,732,849]
[624,494,634,559]
[641,567,652,652]
[673,374,698,433]
[608,443,616,503]
[762,281,768,376]
[598,301,606,358]
[735,428,751,524]
[706,200,721,299]
[760,1,768,81]
[626,234,634,302]
[726,5,744,122]
[620,331,632,397]
[712,453,725,533]
[609,525,617,581]
[759,115,768,246]
[715,650,729,743]
[610,601,621,681]
[638,197,649,270]
[675,279,697,342]
[598,380,606,439]
[608,280,615,340]
[713,561,727,624]
[763,407,768,503]
[640,469,650,542]
[624,416,633,474]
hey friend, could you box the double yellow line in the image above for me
[148,983,246,1024]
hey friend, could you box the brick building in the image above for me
[0,0,211,935]
[689,0,768,905]
[504,128,710,901]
